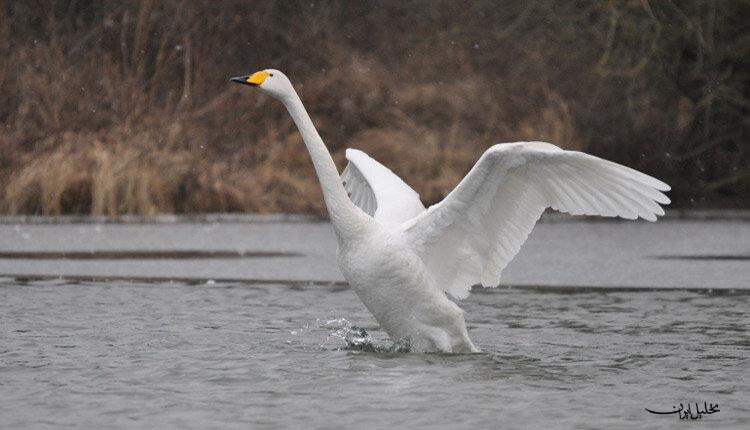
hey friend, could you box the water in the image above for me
[1,218,748,289]
[1,278,747,429]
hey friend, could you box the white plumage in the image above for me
[342,149,425,223]
[232,69,670,353]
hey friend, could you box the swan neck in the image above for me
[281,90,368,238]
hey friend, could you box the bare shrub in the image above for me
[0,0,747,215]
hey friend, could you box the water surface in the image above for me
[1,279,747,429]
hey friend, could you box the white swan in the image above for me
[231,69,670,353]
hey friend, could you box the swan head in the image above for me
[230,69,293,101]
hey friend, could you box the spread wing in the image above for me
[402,142,670,299]
[341,149,425,223]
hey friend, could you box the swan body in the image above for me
[231,69,670,353]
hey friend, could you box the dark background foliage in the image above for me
[0,0,747,215]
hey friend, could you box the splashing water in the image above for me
[292,318,410,353]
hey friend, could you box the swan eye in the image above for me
[269,73,274,77]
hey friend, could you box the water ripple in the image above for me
[0,280,748,428]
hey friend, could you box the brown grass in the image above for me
[0,0,747,216]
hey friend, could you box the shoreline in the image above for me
[1,209,748,225]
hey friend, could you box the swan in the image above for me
[230,69,670,353]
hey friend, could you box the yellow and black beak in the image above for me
[230,70,269,86]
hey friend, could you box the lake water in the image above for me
[1,216,747,428]
[1,278,747,429]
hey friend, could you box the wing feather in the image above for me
[342,149,425,223]
[403,142,670,299]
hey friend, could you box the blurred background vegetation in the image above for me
[0,0,747,216]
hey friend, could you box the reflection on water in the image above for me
[0,279,748,429]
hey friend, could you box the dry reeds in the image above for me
[0,0,747,215]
